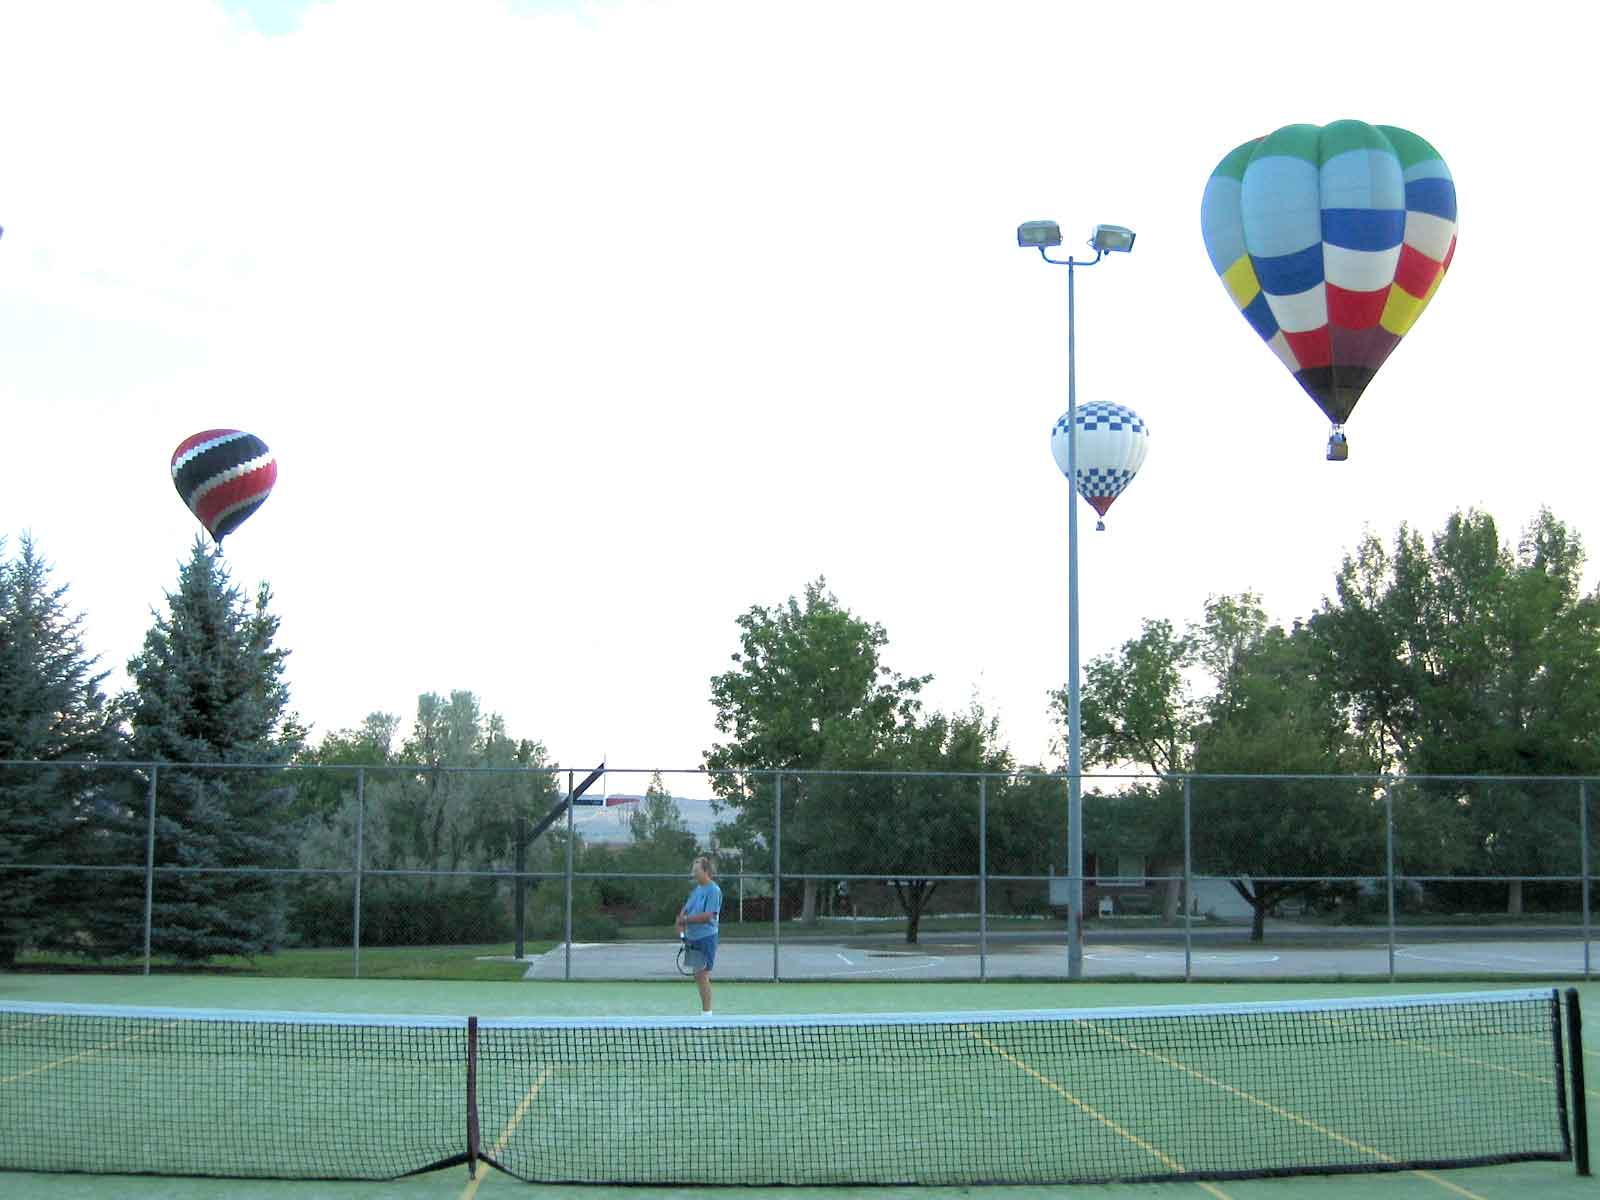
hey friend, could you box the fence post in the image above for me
[142,765,157,976]
[979,777,988,983]
[353,767,365,980]
[564,769,574,982]
[1183,776,1192,983]
[514,775,529,961]
[1385,780,1396,984]
[773,774,783,983]
[1582,781,1591,982]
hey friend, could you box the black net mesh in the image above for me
[0,990,1577,1185]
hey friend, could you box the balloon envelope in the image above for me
[1050,402,1149,522]
[171,430,277,544]
[1200,120,1456,428]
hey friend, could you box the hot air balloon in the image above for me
[1200,120,1456,460]
[171,430,277,545]
[1051,402,1148,531]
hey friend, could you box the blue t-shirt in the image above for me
[682,881,722,941]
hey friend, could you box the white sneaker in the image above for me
[701,1010,714,1018]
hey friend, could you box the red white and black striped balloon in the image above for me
[170,430,277,544]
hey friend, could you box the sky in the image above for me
[2,0,1595,788]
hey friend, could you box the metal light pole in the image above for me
[1018,220,1135,979]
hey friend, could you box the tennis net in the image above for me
[0,988,1588,1185]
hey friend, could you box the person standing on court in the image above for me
[676,855,721,1015]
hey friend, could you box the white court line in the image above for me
[1086,950,1282,965]
[1395,946,1580,969]
[819,956,947,978]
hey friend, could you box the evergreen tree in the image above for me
[108,540,305,963]
[0,535,124,965]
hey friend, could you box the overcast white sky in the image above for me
[2,0,1594,785]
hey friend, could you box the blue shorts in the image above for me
[684,933,717,971]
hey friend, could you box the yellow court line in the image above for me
[1312,1012,1554,1089]
[1082,1021,1495,1200]
[0,1022,176,1086]
[459,1066,552,1200]
[1312,1014,1600,1123]
[0,1013,63,1041]
[962,1027,1234,1199]
[1084,1021,1396,1160]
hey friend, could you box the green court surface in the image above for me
[3,973,1597,1200]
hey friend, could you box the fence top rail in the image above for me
[2,760,1598,786]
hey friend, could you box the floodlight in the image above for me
[1089,224,1136,253]
[1017,221,1063,249]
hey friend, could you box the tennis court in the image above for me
[525,929,1599,980]
[3,973,1596,1200]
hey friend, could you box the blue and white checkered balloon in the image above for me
[1050,402,1149,530]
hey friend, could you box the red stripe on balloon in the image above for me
[1086,497,1115,517]
[1281,326,1332,370]
[194,464,277,533]
[1393,243,1443,298]
[1325,284,1387,329]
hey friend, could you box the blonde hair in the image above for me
[694,855,717,879]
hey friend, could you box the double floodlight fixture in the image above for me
[1016,220,1064,249]
[1016,221,1136,256]
[1089,223,1136,253]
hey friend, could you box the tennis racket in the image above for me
[676,935,707,976]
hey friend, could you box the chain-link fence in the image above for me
[2,762,1596,981]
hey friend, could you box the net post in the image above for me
[353,767,365,980]
[142,765,157,976]
[466,1015,481,1178]
[773,772,783,983]
[1568,988,1591,1175]
[1385,779,1396,983]
[1182,776,1192,982]
[979,776,988,982]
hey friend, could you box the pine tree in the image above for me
[111,539,305,963]
[0,534,124,965]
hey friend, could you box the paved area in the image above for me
[512,931,1600,981]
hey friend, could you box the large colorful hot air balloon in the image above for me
[171,430,277,545]
[1050,402,1148,531]
[1200,120,1456,459]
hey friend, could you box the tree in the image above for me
[104,540,305,963]
[293,693,557,947]
[705,578,928,923]
[1071,593,1380,939]
[1060,617,1199,923]
[1189,604,1381,940]
[0,535,124,965]
[1311,509,1600,913]
[1067,618,1200,778]
[291,711,400,821]
[604,771,699,924]
[873,705,1010,943]
[629,770,697,853]
[796,704,1010,943]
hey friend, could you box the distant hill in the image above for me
[570,793,723,845]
